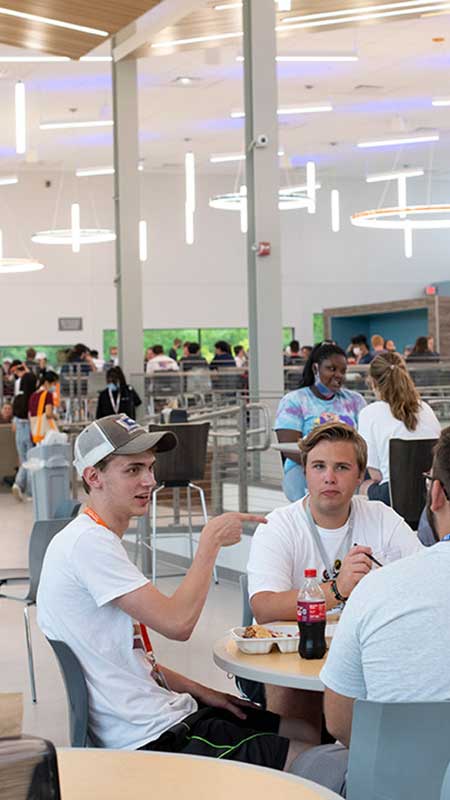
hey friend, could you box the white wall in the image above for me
[0,170,448,352]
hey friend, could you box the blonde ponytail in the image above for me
[369,352,420,431]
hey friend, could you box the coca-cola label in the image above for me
[297,600,326,623]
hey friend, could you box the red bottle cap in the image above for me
[304,569,317,578]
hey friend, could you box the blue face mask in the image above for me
[107,382,118,392]
[314,367,335,399]
[47,386,56,394]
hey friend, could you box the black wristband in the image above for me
[330,578,348,604]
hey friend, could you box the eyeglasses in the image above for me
[423,472,450,500]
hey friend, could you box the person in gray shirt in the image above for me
[291,426,450,795]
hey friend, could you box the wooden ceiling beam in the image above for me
[113,0,208,61]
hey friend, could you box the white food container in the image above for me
[230,625,299,654]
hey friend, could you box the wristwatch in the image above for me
[330,578,348,604]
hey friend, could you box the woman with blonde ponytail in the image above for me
[358,352,440,504]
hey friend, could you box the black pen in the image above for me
[353,544,383,567]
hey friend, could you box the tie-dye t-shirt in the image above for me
[275,386,366,474]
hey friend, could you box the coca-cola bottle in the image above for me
[297,569,327,659]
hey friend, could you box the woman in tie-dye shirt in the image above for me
[275,342,366,501]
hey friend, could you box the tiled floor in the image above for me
[0,488,242,746]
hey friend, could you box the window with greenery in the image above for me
[0,345,70,366]
[103,327,294,363]
[313,313,325,344]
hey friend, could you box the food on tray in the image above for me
[242,624,295,639]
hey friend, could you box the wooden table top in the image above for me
[57,748,341,800]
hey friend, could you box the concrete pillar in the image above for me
[243,0,283,400]
[111,41,144,414]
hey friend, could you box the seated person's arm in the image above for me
[160,665,252,720]
[251,581,343,623]
[324,688,354,747]
[275,428,303,465]
[251,545,372,622]
[115,512,266,641]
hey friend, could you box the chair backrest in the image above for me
[441,762,450,800]
[184,369,212,395]
[347,699,450,800]
[239,573,253,627]
[47,639,90,748]
[147,372,183,397]
[28,518,73,602]
[149,422,210,484]
[54,499,81,519]
[389,438,438,528]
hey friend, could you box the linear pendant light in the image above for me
[41,120,113,131]
[358,134,439,148]
[71,204,81,253]
[15,81,26,155]
[0,6,107,35]
[185,152,196,245]
[331,190,340,232]
[139,220,148,262]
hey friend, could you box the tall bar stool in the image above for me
[148,422,218,584]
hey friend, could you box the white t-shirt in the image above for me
[146,355,179,374]
[247,495,422,598]
[320,542,450,702]
[37,515,197,750]
[358,400,441,484]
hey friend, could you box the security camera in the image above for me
[255,134,269,148]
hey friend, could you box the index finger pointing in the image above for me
[237,513,268,524]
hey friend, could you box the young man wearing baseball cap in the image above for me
[38,414,314,768]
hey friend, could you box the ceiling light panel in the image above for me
[357,134,439,147]
[40,120,113,130]
[366,169,424,182]
[0,5,108,36]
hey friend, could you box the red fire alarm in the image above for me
[256,241,271,257]
[425,285,437,296]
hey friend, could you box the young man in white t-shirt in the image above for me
[37,414,316,768]
[247,422,422,724]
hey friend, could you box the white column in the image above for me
[243,0,283,399]
[111,41,144,415]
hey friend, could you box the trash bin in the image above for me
[26,444,71,520]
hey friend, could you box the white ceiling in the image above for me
[1,10,450,181]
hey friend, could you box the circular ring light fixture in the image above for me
[31,228,116,245]
[351,204,450,230]
[0,258,45,274]
[209,188,314,212]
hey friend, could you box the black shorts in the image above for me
[139,706,289,770]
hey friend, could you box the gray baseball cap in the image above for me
[73,414,177,477]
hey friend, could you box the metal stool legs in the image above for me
[23,605,37,703]
[151,483,219,585]
[190,482,219,584]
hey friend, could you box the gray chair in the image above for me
[54,499,81,519]
[389,438,438,529]
[441,762,450,800]
[47,639,96,748]
[147,422,218,584]
[347,699,450,800]
[235,574,266,707]
[0,518,73,703]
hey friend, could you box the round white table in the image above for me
[271,441,301,455]
[56,748,341,800]
[213,631,327,692]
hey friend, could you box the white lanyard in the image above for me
[108,388,121,413]
[304,497,355,581]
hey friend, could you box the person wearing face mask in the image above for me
[96,367,142,421]
[275,343,366,501]
[309,428,450,793]
[350,335,373,365]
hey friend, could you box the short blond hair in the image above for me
[371,334,384,349]
[298,422,367,474]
